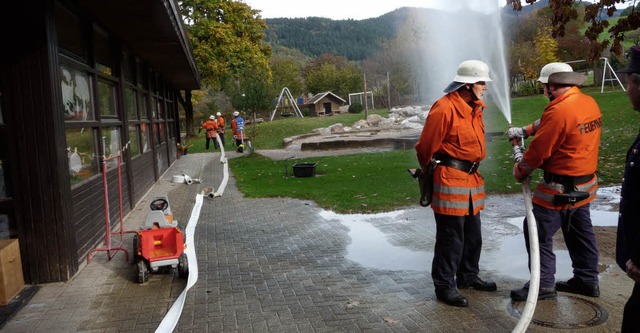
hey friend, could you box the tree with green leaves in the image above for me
[303,52,363,100]
[178,0,272,137]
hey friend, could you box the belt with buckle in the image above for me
[434,154,479,174]
[543,172,594,185]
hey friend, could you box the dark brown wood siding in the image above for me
[71,163,131,264]
[1,3,76,283]
[132,153,156,202]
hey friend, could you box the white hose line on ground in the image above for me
[156,194,203,333]
[213,135,229,197]
[512,179,540,333]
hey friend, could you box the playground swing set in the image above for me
[270,87,304,121]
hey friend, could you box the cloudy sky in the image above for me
[242,0,513,20]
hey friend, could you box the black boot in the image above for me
[556,277,600,297]
[510,282,557,301]
[436,289,468,307]
[457,276,497,291]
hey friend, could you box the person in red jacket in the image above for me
[199,115,218,150]
[509,62,602,301]
[415,60,497,307]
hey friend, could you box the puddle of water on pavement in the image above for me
[319,202,617,280]
[319,210,431,271]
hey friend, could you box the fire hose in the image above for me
[511,138,541,333]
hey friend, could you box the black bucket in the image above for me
[292,162,317,177]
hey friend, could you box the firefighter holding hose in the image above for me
[508,62,602,301]
[415,60,497,307]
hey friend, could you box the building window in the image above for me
[66,127,98,185]
[97,81,117,117]
[128,125,140,156]
[55,3,88,61]
[140,122,150,153]
[125,87,137,120]
[60,65,94,121]
[93,26,113,76]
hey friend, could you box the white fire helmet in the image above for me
[209,115,215,120]
[537,62,573,84]
[216,112,222,117]
[444,60,492,93]
[233,111,240,117]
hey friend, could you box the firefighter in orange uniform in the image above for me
[415,60,497,307]
[199,115,218,150]
[509,62,602,301]
[214,112,225,149]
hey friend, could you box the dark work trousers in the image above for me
[432,211,482,292]
[205,137,214,150]
[523,203,599,288]
[622,282,640,332]
[216,133,225,148]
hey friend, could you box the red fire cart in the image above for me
[133,195,188,283]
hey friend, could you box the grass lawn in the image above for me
[222,88,637,213]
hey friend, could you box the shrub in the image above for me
[348,102,363,113]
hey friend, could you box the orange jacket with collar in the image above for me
[216,116,225,133]
[415,91,486,216]
[516,86,601,209]
[200,119,218,138]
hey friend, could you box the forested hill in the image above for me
[263,7,426,61]
[261,2,623,62]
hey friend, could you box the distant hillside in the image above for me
[263,7,431,61]
[262,3,623,62]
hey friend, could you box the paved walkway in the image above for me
[0,151,633,332]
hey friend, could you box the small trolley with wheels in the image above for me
[133,195,188,283]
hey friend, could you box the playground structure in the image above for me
[270,87,304,121]
[599,57,625,93]
[348,91,374,109]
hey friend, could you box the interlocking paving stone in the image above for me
[0,152,634,332]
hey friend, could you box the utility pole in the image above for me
[387,72,391,111]
[363,73,368,119]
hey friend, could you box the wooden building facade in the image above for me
[0,0,199,283]
[303,92,346,116]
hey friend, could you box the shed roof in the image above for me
[305,92,346,105]
[79,0,200,90]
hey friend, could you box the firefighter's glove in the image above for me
[506,126,528,140]
[513,162,529,183]
[512,145,524,163]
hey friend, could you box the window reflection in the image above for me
[66,128,98,184]
[60,65,94,121]
[97,81,116,116]
[125,87,137,120]
[140,123,150,153]
[102,127,121,169]
[128,126,139,157]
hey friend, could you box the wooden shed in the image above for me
[303,92,346,116]
[0,0,199,283]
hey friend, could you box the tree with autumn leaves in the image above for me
[178,0,271,137]
[508,0,640,61]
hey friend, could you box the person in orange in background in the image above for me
[231,111,246,153]
[509,62,602,302]
[198,115,218,150]
[415,60,497,308]
[214,112,226,149]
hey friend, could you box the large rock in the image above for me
[366,114,384,126]
[328,123,344,133]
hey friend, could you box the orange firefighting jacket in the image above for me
[516,86,601,209]
[216,116,225,134]
[415,91,486,216]
[200,119,218,139]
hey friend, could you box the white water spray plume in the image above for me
[415,0,512,123]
